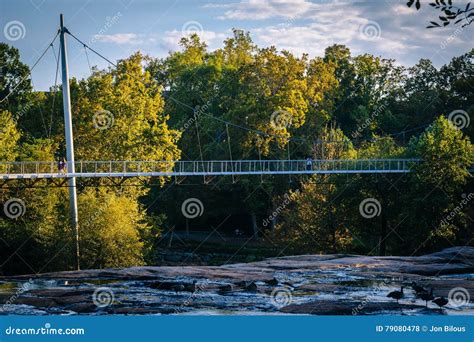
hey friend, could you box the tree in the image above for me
[77,189,150,269]
[70,52,181,190]
[277,126,355,253]
[0,43,32,111]
[0,110,20,162]
[407,0,473,28]
[0,137,69,275]
[400,116,473,252]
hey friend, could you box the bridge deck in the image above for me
[0,159,422,179]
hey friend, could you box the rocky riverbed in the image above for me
[0,246,473,315]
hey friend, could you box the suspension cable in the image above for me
[30,78,48,137]
[225,123,235,183]
[0,30,60,104]
[83,44,92,74]
[48,41,61,137]
[65,29,431,146]
[193,108,205,176]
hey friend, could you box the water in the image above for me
[1,267,472,315]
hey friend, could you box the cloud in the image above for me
[94,33,143,44]
[207,0,315,20]
[203,0,471,65]
[161,29,227,51]
[253,18,416,58]
[92,33,157,45]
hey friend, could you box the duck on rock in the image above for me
[387,286,404,303]
[417,288,434,307]
[432,297,449,309]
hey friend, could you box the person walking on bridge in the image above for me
[58,158,66,174]
[306,156,313,171]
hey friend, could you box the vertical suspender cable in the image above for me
[84,44,92,74]
[258,137,263,183]
[49,44,61,138]
[193,109,205,182]
[225,123,235,183]
[287,139,292,183]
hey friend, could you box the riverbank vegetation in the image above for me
[0,31,472,275]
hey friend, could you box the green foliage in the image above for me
[409,116,473,190]
[77,189,149,269]
[72,52,181,166]
[1,31,473,275]
[0,43,32,111]
[0,110,20,162]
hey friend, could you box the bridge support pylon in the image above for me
[60,14,80,271]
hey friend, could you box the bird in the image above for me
[417,288,434,307]
[218,284,233,294]
[432,297,448,309]
[172,280,197,293]
[411,282,428,294]
[387,286,404,303]
[245,281,258,292]
[184,280,198,293]
[265,277,279,286]
[237,281,258,292]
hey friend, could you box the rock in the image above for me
[265,277,279,286]
[0,246,472,315]
[66,303,98,314]
[280,300,422,315]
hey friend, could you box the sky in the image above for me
[0,0,472,90]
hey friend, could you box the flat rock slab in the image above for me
[0,246,473,315]
[280,300,423,315]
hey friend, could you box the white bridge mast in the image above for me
[59,14,80,270]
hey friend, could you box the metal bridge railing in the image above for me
[0,159,424,179]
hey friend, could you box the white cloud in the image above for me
[208,0,315,20]
[253,18,415,57]
[204,0,454,61]
[161,29,227,51]
[94,33,143,44]
[92,33,157,45]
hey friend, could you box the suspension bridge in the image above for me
[1,15,472,271]
[0,159,422,180]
